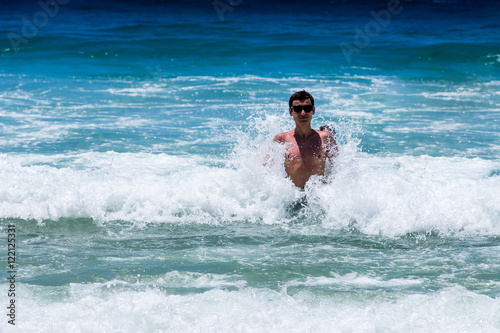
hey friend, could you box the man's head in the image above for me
[289,90,314,108]
[289,90,315,123]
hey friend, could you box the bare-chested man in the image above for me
[272,90,337,188]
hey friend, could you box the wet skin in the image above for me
[273,99,337,188]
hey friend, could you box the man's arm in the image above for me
[322,130,338,160]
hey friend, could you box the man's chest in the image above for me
[285,141,326,163]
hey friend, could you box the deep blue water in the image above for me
[1,1,499,331]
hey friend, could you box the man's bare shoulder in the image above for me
[273,130,295,143]
[319,125,336,136]
[316,129,338,157]
[316,130,334,141]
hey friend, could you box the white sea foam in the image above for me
[285,273,423,288]
[421,89,482,101]
[1,146,499,238]
[314,153,500,237]
[3,284,499,333]
[150,271,247,289]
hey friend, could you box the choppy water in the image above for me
[1,0,500,331]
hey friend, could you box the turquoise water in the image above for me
[1,0,500,331]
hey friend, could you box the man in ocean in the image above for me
[272,90,338,188]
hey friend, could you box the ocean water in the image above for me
[1,0,500,331]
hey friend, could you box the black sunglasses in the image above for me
[291,105,314,113]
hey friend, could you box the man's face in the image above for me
[289,99,315,124]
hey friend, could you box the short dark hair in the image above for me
[289,90,314,108]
